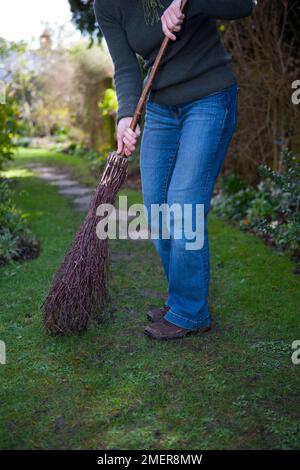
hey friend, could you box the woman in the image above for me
[94,0,256,340]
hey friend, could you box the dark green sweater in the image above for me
[94,0,255,123]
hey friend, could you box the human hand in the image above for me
[117,117,141,157]
[161,0,185,41]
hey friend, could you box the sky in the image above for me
[0,0,82,47]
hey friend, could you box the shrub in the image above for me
[213,174,256,222]
[212,149,300,257]
[253,149,300,254]
[0,95,20,170]
[99,88,117,116]
[0,180,39,264]
[220,173,247,195]
[213,187,256,223]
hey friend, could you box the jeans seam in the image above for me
[198,99,231,305]
[201,104,230,199]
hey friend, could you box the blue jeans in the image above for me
[140,84,239,329]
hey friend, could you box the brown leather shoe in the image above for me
[147,305,170,322]
[144,318,212,340]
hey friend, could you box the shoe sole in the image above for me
[144,324,213,341]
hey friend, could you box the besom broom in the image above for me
[42,0,188,335]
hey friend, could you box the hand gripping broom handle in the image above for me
[120,0,188,156]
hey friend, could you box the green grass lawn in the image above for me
[0,149,300,450]
[13,147,97,186]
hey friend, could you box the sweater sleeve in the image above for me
[186,0,257,20]
[93,0,143,124]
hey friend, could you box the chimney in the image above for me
[40,29,52,50]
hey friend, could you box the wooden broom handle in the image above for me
[121,0,189,155]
